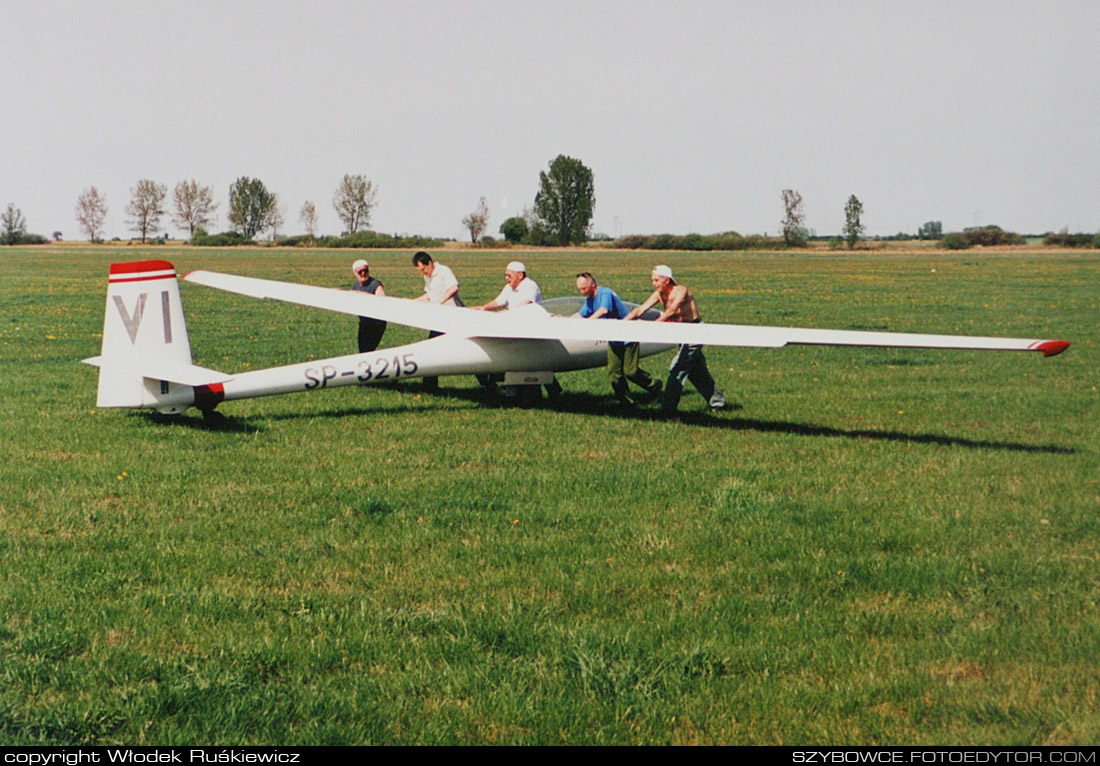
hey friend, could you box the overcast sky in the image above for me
[3,0,1098,241]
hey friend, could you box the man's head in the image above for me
[651,264,675,290]
[505,261,527,289]
[352,259,371,284]
[412,251,435,277]
[575,272,597,298]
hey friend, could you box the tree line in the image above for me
[1,154,599,248]
[3,159,1097,249]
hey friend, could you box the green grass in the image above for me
[1,245,1097,745]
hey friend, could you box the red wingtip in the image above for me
[1036,340,1070,357]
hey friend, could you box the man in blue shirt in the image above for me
[573,272,662,406]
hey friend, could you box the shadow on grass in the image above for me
[147,384,1075,455]
[429,386,1077,455]
[148,411,262,434]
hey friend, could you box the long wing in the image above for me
[183,271,1069,356]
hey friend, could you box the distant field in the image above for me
[1,246,1097,745]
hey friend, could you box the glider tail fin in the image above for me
[84,260,226,413]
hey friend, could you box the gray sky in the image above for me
[3,0,1098,240]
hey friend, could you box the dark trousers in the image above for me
[422,330,444,390]
[662,344,727,411]
[358,318,386,353]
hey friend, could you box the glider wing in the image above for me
[183,271,1069,356]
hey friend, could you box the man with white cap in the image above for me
[471,261,542,311]
[470,261,561,398]
[624,264,729,413]
[351,258,386,353]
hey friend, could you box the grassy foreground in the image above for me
[1,245,1097,745]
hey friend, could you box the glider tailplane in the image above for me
[84,260,229,414]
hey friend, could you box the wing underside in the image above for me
[182,271,1069,356]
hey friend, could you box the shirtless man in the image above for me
[624,265,729,413]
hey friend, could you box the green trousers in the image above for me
[607,342,658,404]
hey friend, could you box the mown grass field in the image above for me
[1,245,1097,745]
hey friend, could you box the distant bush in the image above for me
[274,235,315,247]
[941,232,970,250]
[612,231,769,252]
[316,231,444,249]
[743,234,784,250]
[1043,231,1097,248]
[2,232,49,245]
[938,227,1025,250]
[191,227,254,247]
[613,234,649,249]
[962,225,1024,247]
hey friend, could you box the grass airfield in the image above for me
[1,245,1097,745]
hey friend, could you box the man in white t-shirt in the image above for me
[412,251,464,392]
[413,250,464,307]
[470,261,559,398]
[471,261,541,311]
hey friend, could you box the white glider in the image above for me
[84,260,1069,415]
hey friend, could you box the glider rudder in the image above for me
[85,260,226,413]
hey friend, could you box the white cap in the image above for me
[352,259,369,273]
[506,261,527,273]
[652,264,674,281]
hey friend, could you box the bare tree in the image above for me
[332,174,377,234]
[462,196,491,244]
[172,179,218,236]
[75,186,108,242]
[125,179,167,243]
[781,189,807,246]
[265,193,286,240]
[299,200,318,239]
[2,203,27,245]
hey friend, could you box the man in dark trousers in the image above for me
[351,259,386,353]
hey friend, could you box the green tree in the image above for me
[228,177,275,239]
[533,155,595,246]
[2,203,27,245]
[499,216,528,243]
[125,179,167,243]
[843,195,864,249]
[918,220,942,240]
[781,189,807,246]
